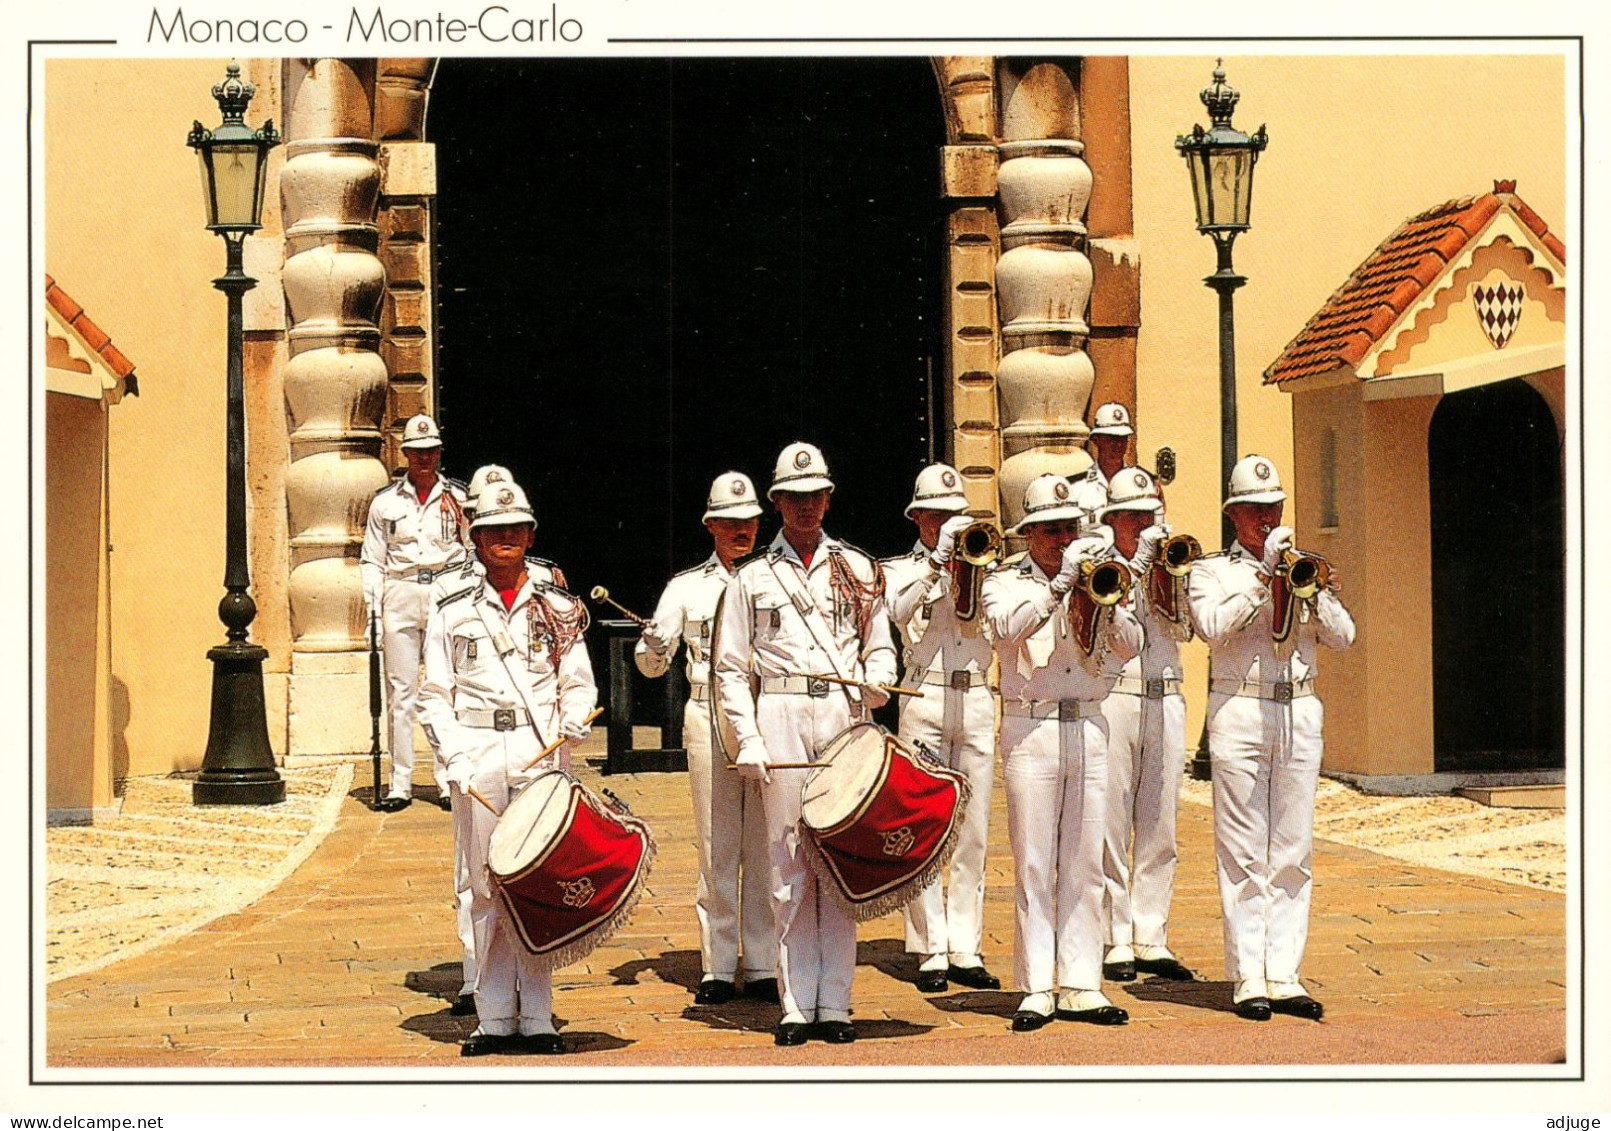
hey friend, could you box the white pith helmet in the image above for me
[470,481,536,529]
[905,463,969,517]
[704,471,763,521]
[1089,402,1135,438]
[1223,454,1287,510]
[1098,466,1165,520]
[769,441,834,496]
[465,464,513,516]
[1009,474,1087,535]
[399,413,443,450]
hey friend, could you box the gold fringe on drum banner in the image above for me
[802,738,972,923]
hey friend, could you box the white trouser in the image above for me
[1001,713,1108,995]
[1101,691,1186,949]
[899,683,996,963]
[450,730,556,1037]
[454,814,477,997]
[685,696,777,982]
[1207,692,1324,1002]
[380,578,446,799]
[756,692,860,1024]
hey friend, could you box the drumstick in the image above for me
[520,706,606,771]
[799,672,926,698]
[589,586,650,627]
[725,762,817,771]
[466,786,500,815]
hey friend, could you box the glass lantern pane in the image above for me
[1189,154,1211,228]
[196,150,219,227]
[1236,154,1256,226]
[211,142,262,228]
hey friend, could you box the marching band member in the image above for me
[1069,402,1135,521]
[1188,455,1354,1022]
[636,472,779,1006]
[463,464,513,520]
[359,414,469,812]
[418,481,597,1055]
[714,442,897,1046]
[981,474,1142,1031]
[882,464,1001,996]
[1097,468,1195,984]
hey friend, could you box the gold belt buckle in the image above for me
[493,708,517,731]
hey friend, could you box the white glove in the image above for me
[858,681,891,711]
[1132,524,1168,573]
[735,735,772,783]
[930,515,973,566]
[1050,532,1112,595]
[1262,525,1295,573]
[445,757,474,794]
[640,622,673,653]
[559,718,592,743]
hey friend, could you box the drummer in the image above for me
[418,480,597,1056]
[980,475,1142,1031]
[713,442,897,1047]
[882,464,1001,995]
[636,472,779,1006]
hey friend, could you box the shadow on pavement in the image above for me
[563,1029,634,1054]
[856,937,922,986]
[854,1018,938,1042]
[401,1005,478,1045]
[405,962,468,1007]
[928,989,1017,1020]
[1122,977,1237,1014]
[608,947,703,992]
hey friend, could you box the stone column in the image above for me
[280,59,391,759]
[993,59,1097,532]
[932,57,1003,524]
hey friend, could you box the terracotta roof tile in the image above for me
[1265,185,1564,385]
[44,274,138,382]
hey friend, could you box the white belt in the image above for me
[687,683,710,702]
[1111,676,1182,699]
[459,707,531,731]
[1004,698,1103,721]
[1211,676,1315,702]
[759,675,834,698]
[916,669,990,690]
[387,567,449,585]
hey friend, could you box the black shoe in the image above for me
[1270,995,1324,1021]
[1011,1010,1053,1032]
[449,995,476,1017]
[376,796,411,813]
[1136,956,1194,981]
[742,977,779,1003]
[947,965,1001,990]
[1235,997,1273,1021]
[460,1032,509,1057]
[1102,960,1137,982]
[694,979,736,1005]
[817,1021,856,1044]
[513,1032,565,1055]
[915,970,949,993]
[436,795,453,812]
[774,1022,810,1046]
[1056,1005,1129,1026]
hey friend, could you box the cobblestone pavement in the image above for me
[44,741,1569,1072]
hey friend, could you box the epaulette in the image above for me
[832,540,880,564]
[1196,550,1233,561]
[442,474,468,490]
[437,585,477,609]
[672,561,707,579]
[371,479,400,498]
[732,548,774,570]
[525,554,564,570]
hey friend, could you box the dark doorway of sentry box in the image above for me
[431,58,945,741]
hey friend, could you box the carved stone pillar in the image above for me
[994,59,1097,532]
[280,59,390,758]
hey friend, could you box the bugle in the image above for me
[1078,558,1131,607]
[1160,533,1202,577]
[1279,549,1331,601]
[949,521,1001,622]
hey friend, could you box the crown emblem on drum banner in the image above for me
[880,826,916,857]
[558,875,597,909]
[1472,281,1525,349]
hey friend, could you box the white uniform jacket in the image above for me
[635,554,726,689]
[714,532,897,743]
[882,543,995,679]
[418,573,597,775]
[982,556,1142,706]
[1187,545,1355,685]
[360,474,470,607]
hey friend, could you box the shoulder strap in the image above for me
[767,556,860,711]
[472,591,553,749]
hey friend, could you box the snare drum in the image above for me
[799,723,970,920]
[487,771,656,967]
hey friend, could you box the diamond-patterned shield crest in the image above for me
[1471,281,1525,349]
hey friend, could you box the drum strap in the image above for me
[768,557,862,714]
[474,592,554,751]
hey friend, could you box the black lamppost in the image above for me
[1176,59,1267,781]
[187,61,285,806]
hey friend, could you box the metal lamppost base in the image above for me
[194,641,285,806]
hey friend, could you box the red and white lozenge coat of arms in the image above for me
[1472,281,1524,350]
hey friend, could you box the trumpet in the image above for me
[949,521,1001,622]
[1279,550,1331,600]
[1160,533,1202,577]
[1078,558,1131,607]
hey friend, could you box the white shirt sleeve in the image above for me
[981,572,1058,646]
[714,569,761,747]
[634,579,683,678]
[1312,588,1356,650]
[417,600,464,771]
[359,495,389,612]
[1187,560,1269,642]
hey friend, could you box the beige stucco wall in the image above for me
[45,59,286,777]
[1129,53,1566,746]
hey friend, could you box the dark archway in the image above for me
[1428,379,1563,772]
[430,58,945,627]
